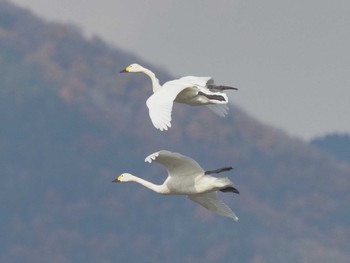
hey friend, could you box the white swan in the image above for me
[113,150,239,221]
[120,63,237,131]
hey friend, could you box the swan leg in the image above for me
[219,186,239,194]
[204,166,233,175]
[198,91,226,102]
[207,84,238,91]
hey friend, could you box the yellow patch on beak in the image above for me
[125,65,132,72]
[117,174,123,181]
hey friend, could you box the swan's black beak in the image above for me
[120,69,128,73]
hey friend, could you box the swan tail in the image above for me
[213,177,231,187]
[212,177,239,194]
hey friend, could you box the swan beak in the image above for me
[112,175,122,183]
[120,65,131,73]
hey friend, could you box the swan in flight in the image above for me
[113,150,239,221]
[120,63,237,131]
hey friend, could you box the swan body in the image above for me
[113,150,239,221]
[120,63,237,131]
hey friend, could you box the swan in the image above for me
[120,63,237,131]
[113,150,239,221]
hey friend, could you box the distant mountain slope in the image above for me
[311,133,350,164]
[1,2,350,263]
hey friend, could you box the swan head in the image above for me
[120,63,144,73]
[112,173,134,183]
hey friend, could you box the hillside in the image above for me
[311,134,350,164]
[1,2,350,263]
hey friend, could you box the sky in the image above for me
[9,0,350,140]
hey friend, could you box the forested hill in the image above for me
[311,133,350,164]
[1,2,349,262]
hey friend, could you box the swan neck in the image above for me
[142,68,161,92]
[131,175,167,194]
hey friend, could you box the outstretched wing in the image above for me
[176,76,212,88]
[146,76,230,130]
[146,80,189,131]
[177,76,230,106]
[146,95,174,131]
[206,104,229,117]
[145,150,204,177]
[188,192,239,221]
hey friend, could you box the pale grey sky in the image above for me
[9,0,350,140]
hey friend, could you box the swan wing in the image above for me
[146,94,173,131]
[206,104,229,117]
[188,192,239,221]
[146,81,189,131]
[145,150,204,177]
[176,76,229,105]
[177,76,212,88]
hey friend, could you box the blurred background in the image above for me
[1,1,350,262]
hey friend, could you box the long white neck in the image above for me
[130,174,169,194]
[140,67,161,92]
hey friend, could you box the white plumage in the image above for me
[120,63,237,131]
[113,150,239,221]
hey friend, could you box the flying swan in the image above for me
[120,63,237,131]
[113,150,239,221]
